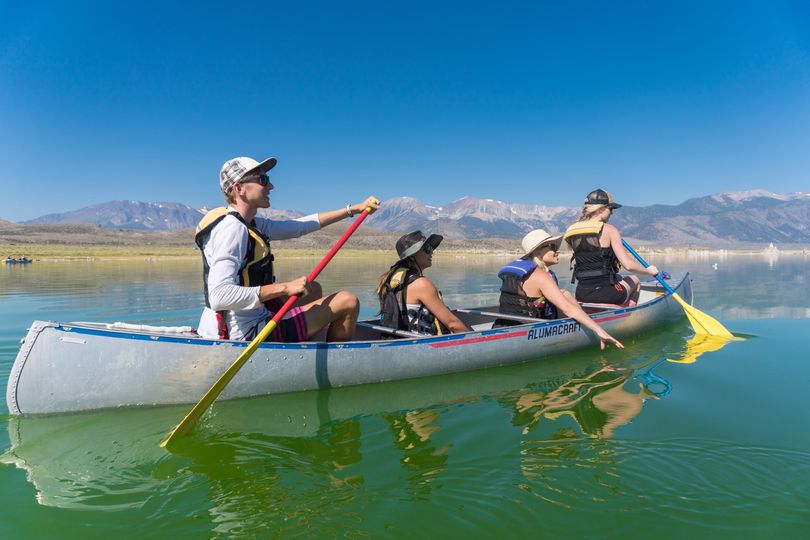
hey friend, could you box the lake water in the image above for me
[1,254,809,537]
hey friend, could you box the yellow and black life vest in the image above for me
[381,268,445,335]
[195,208,276,310]
[563,220,620,284]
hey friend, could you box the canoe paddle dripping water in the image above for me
[160,207,374,450]
[621,240,734,338]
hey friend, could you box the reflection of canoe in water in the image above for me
[0,344,674,510]
[6,274,693,415]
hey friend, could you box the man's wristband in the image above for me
[346,204,354,217]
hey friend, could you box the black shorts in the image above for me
[261,298,309,342]
[575,276,636,305]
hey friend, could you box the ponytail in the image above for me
[376,257,422,313]
[531,256,549,273]
[577,204,607,222]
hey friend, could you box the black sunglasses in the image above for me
[241,173,271,187]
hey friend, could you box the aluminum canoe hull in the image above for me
[6,274,692,415]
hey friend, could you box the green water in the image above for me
[1,255,809,537]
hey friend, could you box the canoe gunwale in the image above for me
[39,298,652,349]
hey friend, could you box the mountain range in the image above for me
[15,190,810,246]
[23,201,203,230]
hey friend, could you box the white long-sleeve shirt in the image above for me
[197,208,320,339]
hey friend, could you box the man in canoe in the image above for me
[563,189,659,306]
[195,155,380,342]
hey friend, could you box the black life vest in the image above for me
[380,268,445,335]
[563,220,620,285]
[195,208,276,338]
[497,259,559,320]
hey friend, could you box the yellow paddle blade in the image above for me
[160,319,280,449]
[667,333,737,364]
[670,292,734,338]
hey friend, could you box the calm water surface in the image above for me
[1,254,809,538]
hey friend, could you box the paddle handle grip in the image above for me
[621,239,675,295]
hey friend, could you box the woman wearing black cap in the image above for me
[563,189,659,306]
[376,231,472,335]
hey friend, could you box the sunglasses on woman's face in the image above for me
[241,173,271,187]
[422,243,434,255]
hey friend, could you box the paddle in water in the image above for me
[161,207,374,449]
[621,239,733,338]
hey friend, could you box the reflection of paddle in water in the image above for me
[635,360,672,398]
[667,333,739,364]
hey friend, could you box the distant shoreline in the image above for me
[3,221,808,260]
[2,243,807,261]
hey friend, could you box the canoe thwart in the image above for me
[355,321,422,338]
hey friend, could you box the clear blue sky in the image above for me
[1,1,809,221]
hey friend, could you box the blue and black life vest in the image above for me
[497,259,558,320]
[563,220,620,285]
[195,208,276,338]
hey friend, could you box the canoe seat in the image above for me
[454,308,544,325]
[105,322,199,335]
[579,302,628,314]
[356,321,422,339]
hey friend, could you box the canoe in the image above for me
[6,273,693,415]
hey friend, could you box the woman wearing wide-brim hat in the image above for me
[563,189,659,306]
[495,229,623,350]
[376,230,471,335]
